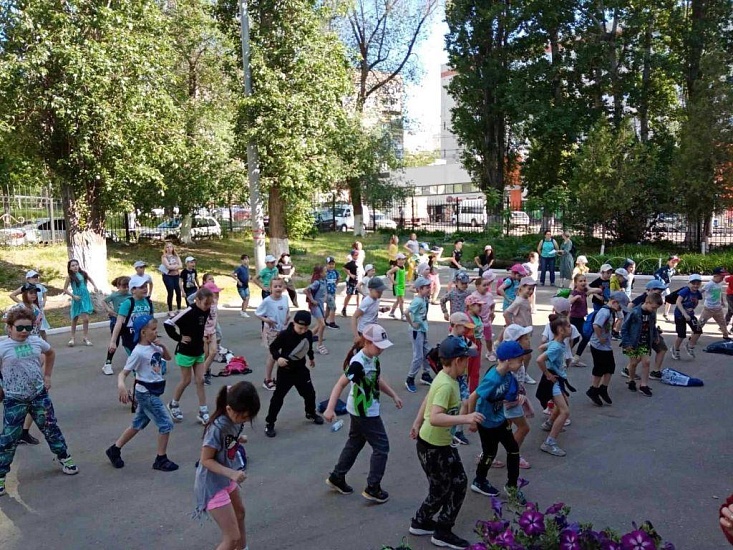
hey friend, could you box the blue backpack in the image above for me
[582,306,609,340]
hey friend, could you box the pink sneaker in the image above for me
[519,456,531,469]
[491,459,505,468]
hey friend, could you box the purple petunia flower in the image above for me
[620,530,656,550]
[546,502,565,515]
[555,514,568,530]
[519,510,546,537]
[560,528,581,550]
[491,496,503,518]
[495,528,516,546]
[467,544,488,550]
[518,477,530,489]
[601,540,622,550]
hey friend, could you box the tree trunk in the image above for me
[180,213,193,244]
[348,177,365,237]
[639,22,652,143]
[268,184,289,257]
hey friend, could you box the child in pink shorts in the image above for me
[471,270,497,361]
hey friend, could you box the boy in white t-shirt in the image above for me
[132,260,154,297]
[352,277,388,340]
[699,267,730,340]
[256,279,290,392]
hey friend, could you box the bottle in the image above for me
[331,419,344,432]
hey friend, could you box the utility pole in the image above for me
[239,0,266,272]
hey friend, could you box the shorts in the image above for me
[261,328,279,348]
[675,315,702,338]
[482,324,493,343]
[310,303,324,319]
[131,391,173,434]
[590,346,616,377]
[552,381,563,397]
[394,285,405,298]
[699,307,726,328]
[175,353,206,367]
[206,480,238,511]
[346,279,358,295]
[504,402,525,420]
[108,316,117,334]
[326,293,336,311]
[623,345,650,358]
[237,286,250,300]
[652,335,668,353]
[457,374,469,400]
[450,268,460,282]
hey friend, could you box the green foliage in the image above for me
[402,150,440,168]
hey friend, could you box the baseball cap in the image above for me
[496,340,532,361]
[712,267,728,275]
[396,253,406,260]
[133,261,147,268]
[367,277,387,291]
[185,256,196,263]
[600,263,613,273]
[510,264,528,275]
[503,324,532,342]
[609,291,630,311]
[132,314,155,344]
[294,310,311,326]
[484,245,492,250]
[576,255,588,264]
[454,271,470,284]
[668,255,680,262]
[519,276,536,287]
[438,336,478,360]
[350,249,358,257]
[481,269,497,282]
[414,276,431,288]
[550,297,571,314]
[25,270,40,279]
[689,274,702,282]
[464,294,482,306]
[364,263,375,273]
[20,283,38,293]
[645,280,668,290]
[129,275,148,289]
[614,268,628,278]
[203,281,222,293]
[420,242,430,250]
[265,254,277,263]
[325,256,335,263]
[362,324,393,349]
[449,312,475,328]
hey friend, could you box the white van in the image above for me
[450,198,487,227]
[333,203,369,232]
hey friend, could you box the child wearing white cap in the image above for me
[405,277,434,393]
[179,257,200,299]
[253,255,279,301]
[132,261,153,297]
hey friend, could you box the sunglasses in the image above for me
[12,325,34,332]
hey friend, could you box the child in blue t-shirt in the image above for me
[536,315,573,458]
[325,256,340,329]
[230,254,251,317]
[673,274,704,360]
[467,341,531,504]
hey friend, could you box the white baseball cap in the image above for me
[503,324,533,342]
[364,264,375,273]
[25,270,40,279]
[129,275,148,289]
[614,268,628,278]
[185,256,196,263]
[396,253,407,260]
[265,255,276,263]
[133,261,147,268]
[600,263,613,272]
[689,274,702,282]
[362,324,393,349]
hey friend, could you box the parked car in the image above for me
[139,216,222,242]
[450,199,487,227]
[34,218,119,243]
[313,210,335,232]
[0,226,27,246]
[511,211,530,226]
[370,212,397,230]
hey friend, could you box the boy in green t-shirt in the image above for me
[409,336,484,549]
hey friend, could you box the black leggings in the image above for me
[570,316,589,357]
[476,422,519,487]
[162,274,181,311]
[265,365,316,424]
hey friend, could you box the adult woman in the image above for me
[161,242,182,316]
[63,259,99,346]
[277,253,298,306]
[387,235,399,266]
[558,232,574,287]
[474,245,495,277]
[536,230,559,286]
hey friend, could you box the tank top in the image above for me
[395,266,406,290]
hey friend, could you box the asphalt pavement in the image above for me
[0,274,731,550]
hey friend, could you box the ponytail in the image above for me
[205,382,261,434]
[342,339,365,371]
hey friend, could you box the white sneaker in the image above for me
[83,338,93,347]
[197,408,210,425]
[102,362,114,376]
[240,312,250,318]
[523,373,537,385]
[67,339,75,347]
[564,418,572,427]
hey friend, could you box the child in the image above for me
[502,277,536,384]
[536,315,573,457]
[325,324,403,504]
[132,260,154,297]
[726,271,733,328]
[523,252,540,312]
[586,291,628,406]
[357,264,376,297]
[257,279,290,391]
[630,280,669,379]
[0,308,78,497]
[622,259,636,298]
[9,270,50,332]
[621,293,663,397]
[464,295,484,393]
[570,255,589,288]
[468,340,532,503]
[264,310,323,437]
[386,253,407,320]
[352,277,388,340]
[109,279,154,361]
[542,297,580,372]
[440,271,471,320]
[497,264,528,312]
[699,267,730,340]
[404,234,419,281]
[253,254,279,300]
[405,276,433,393]
[568,273,603,367]
[475,245,495,277]
[589,263,613,311]
[194,382,261,550]
[164,287,214,424]
[342,251,360,315]
[408,336,482,549]
[106,315,178,471]
[610,268,628,293]
[324,256,341,328]
[180,256,200,299]
[231,254,251,317]
[304,265,329,354]
[446,312,477,446]
[654,255,680,320]
[102,276,131,375]
[277,253,299,307]
[428,264,441,305]
[62,258,99,347]
[388,235,399,266]
[201,281,222,386]
[472,270,497,362]
[672,274,704,359]
[445,239,464,292]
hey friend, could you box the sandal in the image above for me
[318,345,329,355]
[491,459,505,468]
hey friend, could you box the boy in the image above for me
[0,308,78,497]
[256,278,290,391]
[445,238,464,291]
[325,256,341,328]
[497,264,528,311]
[386,253,407,320]
[699,267,730,340]
[621,293,663,397]
[589,264,613,311]
[586,291,628,406]
[408,336,482,549]
[405,276,433,393]
[231,254,251,317]
[672,274,704,359]
[654,255,680,320]
[106,315,178,472]
[325,324,403,504]
[468,341,532,503]
[342,251,359,316]
[164,287,213,424]
[253,254,279,300]
[133,260,154,297]
[446,311,476,446]
[630,279,669,379]
[109,279,154,359]
[440,271,471,320]
[502,277,537,384]
[264,310,323,437]
[179,256,199,300]
[352,277,388,339]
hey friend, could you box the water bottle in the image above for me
[331,419,344,432]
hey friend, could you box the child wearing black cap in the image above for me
[264,311,323,437]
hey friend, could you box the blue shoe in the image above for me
[405,378,417,393]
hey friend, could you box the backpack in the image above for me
[665,288,680,305]
[582,306,609,340]
[569,242,578,259]
[120,296,153,350]
[213,356,252,377]
[427,344,442,374]
[661,367,703,387]
[703,340,733,355]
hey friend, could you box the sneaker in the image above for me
[541,420,565,432]
[598,385,613,405]
[83,338,93,346]
[684,340,696,358]
[639,385,653,397]
[409,517,436,536]
[152,455,179,472]
[262,379,276,391]
[265,423,277,438]
[470,478,499,497]
[518,456,531,469]
[197,408,210,425]
[564,418,571,427]
[401,315,407,322]
[362,484,389,504]
[628,380,637,392]
[405,377,417,393]
[504,485,527,505]
[388,311,396,319]
[452,431,469,446]
[67,339,75,347]
[491,459,505,468]
[523,373,537,385]
[326,474,353,495]
[611,331,621,341]
[106,445,124,468]
[240,311,250,318]
[0,477,5,497]
[586,386,603,407]
[327,322,340,329]
[671,348,681,360]
[420,372,433,386]
[621,367,641,380]
[167,401,183,423]
[571,354,587,367]
[649,370,663,380]
[341,308,347,317]
[203,371,212,386]
[431,530,470,549]
[542,407,552,415]
[18,431,39,445]
[58,455,79,475]
[487,352,497,362]
[306,413,324,425]
[102,361,113,375]
[540,442,566,457]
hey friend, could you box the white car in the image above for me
[511,211,530,226]
[0,227,27,246]
[139,216,222,241]
[371,212,397,230]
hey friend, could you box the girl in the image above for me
[63,259,99,347]
[622,259,636,298]
[194,382,261,550]
[502,277,537,384]
[102,276,131,375]
[427,263,441,305]
[202,280,222,387]
[568,273,602,367]
[570,255,589,288]
[387,235,399,266]
[386,254,407,320]
[161,242,182,316]
[277,253,299,307]
[523,252,540,313]
[9,270,50,332]
[474,245,495,278]
[464,295,484,393]
[471,271,497,361]
[357,264,376,297]
[558,232,574,287]
[536,315,573,457]
[304,265,329,355]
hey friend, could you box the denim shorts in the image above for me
[310,304,324,319]
[504,402,525,419]
[326,293,336,310]
[457,374,469,400]
[132,391,173,434]
[237,286,250,300]
[552,381,563,397]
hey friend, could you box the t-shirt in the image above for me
[258,266,279,290]
[544,340,567,379]
[450,248,463,268]
[118,297,153,328]
[277,262,294,280]
[440,288,470,316]
[234,265,250,287]
[569,289,588,319]
[359,276,372,297]
[504,295,532,327]
[419,371,461,446]
[0,336,50,400]
[408,295,429,333]
[180,268,198,293]
[255,295,289,331]
[702,280,724,309]
[325,269,340,295]
[589,277,610,308]
[654,265,675,285]
[475,366,516,428]
[725,275,733,296]
[540,239,556,258]
[124,343,166,392]
[345,350,381,417]
[344,260,358,282]
[405,239,419,256]
[104,290,131,316]
[501,278,519,309]
[609,274,624,292]
[470,313,484,341]
[523,261,539,280]
[470,290,495,324]
[387,244,398,261]
[307,279,327,306]
[675,286,702,318]
[639,311,651,347]
[542,322,580,360]
[357,296,380,333]
[590,306,614,351]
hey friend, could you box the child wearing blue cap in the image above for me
[405,276,434,393]
[106,315,178,472]
[467,340,532,504]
